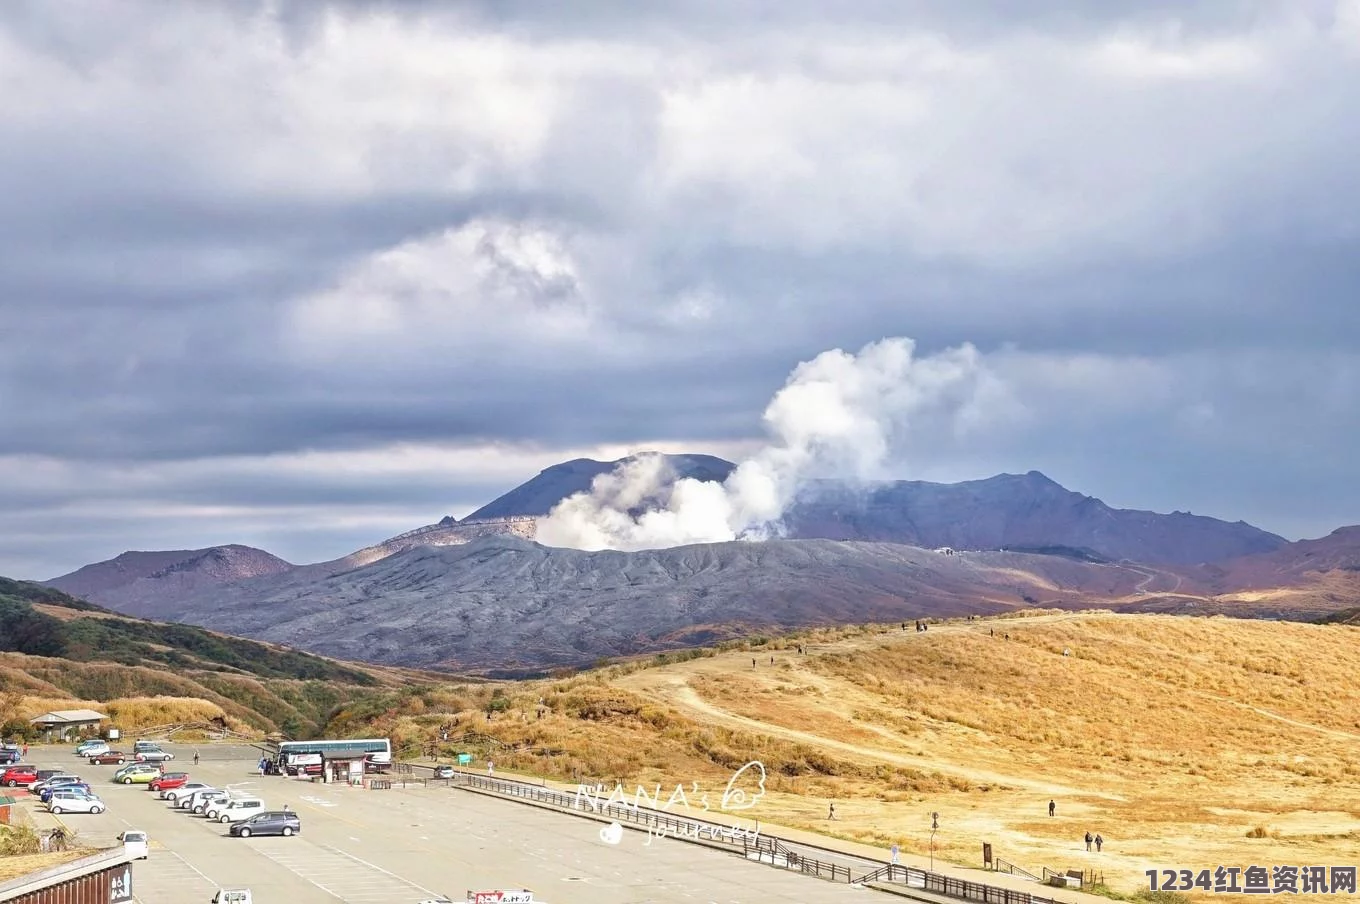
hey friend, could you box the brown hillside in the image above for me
[364,612,1360,901]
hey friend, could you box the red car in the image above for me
[1,765,38,787]
[88,751,129,765]
[148,771,189,792]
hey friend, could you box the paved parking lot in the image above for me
[21,743,881,904]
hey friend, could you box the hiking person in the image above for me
[828,802,837,820]
[1084,831,1093,851]
[1049,799,1056,817]
[752,658,757,668]
[193,751,200,766]
[1095,834,1103,852]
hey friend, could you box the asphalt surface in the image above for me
[22,743,885,904]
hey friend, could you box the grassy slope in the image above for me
[0,576,413,737]
[340,611,1360,901]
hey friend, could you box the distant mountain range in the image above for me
[44,453,1359,672]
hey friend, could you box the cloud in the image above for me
[2,1,1359,577]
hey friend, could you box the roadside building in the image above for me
[28,710,108,742]
[0,846,137,903]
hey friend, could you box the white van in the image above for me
[117,830,149,860]
[207,797,265,823]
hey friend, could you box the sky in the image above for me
[4,0,1359,579]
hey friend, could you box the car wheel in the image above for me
[92,805,104,814]
[219,814,230,823]
[122,777,133,784]
[116,759,124,764]
[51,806,62,814]
[4,780,13,788]
[238,827,251,837]
[282,826,293,836]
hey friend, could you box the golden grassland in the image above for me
[0,651,429,738]
[342,611,1360,902]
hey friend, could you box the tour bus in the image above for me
[267,738,392,774]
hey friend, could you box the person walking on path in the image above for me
[1084,831,1093,851]
[193,751,200,766]
[828,802,837,820]
[1095,834,1103,852]
[1049,799,1056,817]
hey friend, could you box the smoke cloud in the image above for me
[534,337,1001,550]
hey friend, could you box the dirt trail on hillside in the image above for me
[616,612,1120,800]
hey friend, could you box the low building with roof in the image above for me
[28,709,108,741]
[0,845,137,903]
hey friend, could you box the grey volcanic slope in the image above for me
[48,544,294,602]
[114,535,1150,672]
[786,471,1285,565]
[457,457,1287,566]
[465,453,736,520]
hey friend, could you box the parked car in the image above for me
[88,751,129,765]
[117,829,149,859]
[40,782,92,802]
[47,789,105,815]
[206,797,266,824]
[433,765,455,779]
[135,748,174,763]
[0,765,37,787]
[30,775,82,794]
[113,764,161,785]
[75,740,109,757]
[228,810,300,838]
[163,781,210,803]
[33,769,63,783]
[148,772,189,793]
[189,789,230,813]
[0,749,21,765]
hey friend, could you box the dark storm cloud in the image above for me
[3,0,1359,578]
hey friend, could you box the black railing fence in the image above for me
[431,766,1073,903]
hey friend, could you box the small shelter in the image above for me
[29,709,108,741]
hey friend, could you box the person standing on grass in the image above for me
[1084,831,1093,851]
[1049,799,1056,817]
[1095,834,1103,852]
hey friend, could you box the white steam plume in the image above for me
[534,337,1000,551]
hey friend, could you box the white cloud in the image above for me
[287,218,594,357]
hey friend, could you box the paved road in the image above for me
[25,744,881,904]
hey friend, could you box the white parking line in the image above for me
[253,843,438,903]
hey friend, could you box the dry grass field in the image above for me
[362,611,1360,902]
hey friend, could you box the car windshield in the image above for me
[123,833,146,842]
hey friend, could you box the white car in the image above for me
[47,790,105,815]
[118,829,149,859]
[75,741,109,757]
[189,789,230,813]
[162,781,211,802]
[206,797,265,823]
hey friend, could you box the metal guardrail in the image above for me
[443,768,1070,902]
[998,859,1041,881]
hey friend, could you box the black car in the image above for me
[228,810,301,838]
